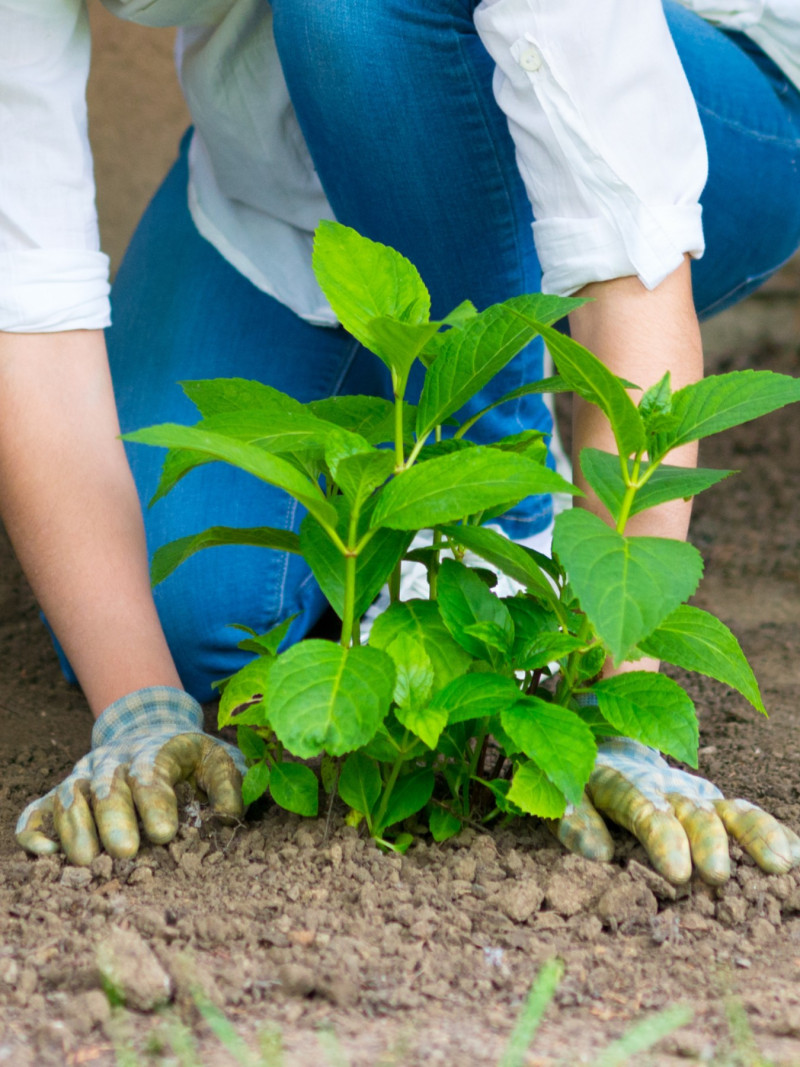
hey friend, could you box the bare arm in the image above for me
[567,256,702,674]
[0,330,181,715]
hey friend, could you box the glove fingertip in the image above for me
[15,831,60,857]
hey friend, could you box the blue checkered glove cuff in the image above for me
[92,686,203,749]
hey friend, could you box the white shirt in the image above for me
[0,0,798,332]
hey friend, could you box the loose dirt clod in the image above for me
[95,927,172,1011]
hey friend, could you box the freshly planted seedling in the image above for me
[125,221,800,849]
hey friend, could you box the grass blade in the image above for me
[499,957,564,1067]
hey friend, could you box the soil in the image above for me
[3,8,800,1065]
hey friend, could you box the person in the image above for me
[4,0,800,880]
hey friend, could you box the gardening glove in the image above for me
[557,737,800,886]
[16,686,246,867]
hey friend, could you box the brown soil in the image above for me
[3,9,800,1065]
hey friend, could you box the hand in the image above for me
[556,738,800,885]
[16,687,246,866]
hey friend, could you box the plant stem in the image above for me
[372,741,409,834]
[339,508,361,648]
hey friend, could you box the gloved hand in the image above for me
[556,737,800,885]
[16,686,246,867]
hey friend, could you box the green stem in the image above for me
[394,391,406,470]
[372,741,409,835]
[339,508,361,648]
[615,452,642,534]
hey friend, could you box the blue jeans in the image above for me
[92,0,800,701]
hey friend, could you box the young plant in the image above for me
[124,221,800,847]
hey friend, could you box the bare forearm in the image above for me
[568,256,702,540]
[0,330,181,714]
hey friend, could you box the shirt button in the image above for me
[519,46,542,72]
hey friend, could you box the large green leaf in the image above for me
[440,523,558,604]
[124,424,337,527]
[590,671,699,766]
[299,500,411,621]
[427,672,521,726]
[639,604,764,714]
[196,409,368,456]
[385,633,435,712]
[652,370,800,458]
[507,761,568,819]
[217,656,274,728]
[371,447,576,531]
[501,697,597,806]
[415,302,542,442]
[269,762,319,817]
[308,396,415,447]
[180,377,307,419]
[527,321,646,458]
[368,600,473,689]
[338,753,381,816]
[151,526,301,587]
[580,448,736,524]
[312,221,431,351]
[437,559,515,666]
[265,640,394,758]
[553,508,703,664]
[377,768,435,833]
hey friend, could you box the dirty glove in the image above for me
[16,686,246,867]
[557,737,800,886]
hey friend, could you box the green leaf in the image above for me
[441,299,479,328]
[365,317,441,385]
[320,755,339,794]
[265,640,394,758]
[151,526,301,588]
[514,631,585,672]
[327,448,395,510]
[149,449,214,506]
[553,508,704,664]
[639,604,764,714]
[493,429,549,464]
[429,807,462,842]
[299,499,411,621]
[338,753,382,816]
[575,702,624,740]
[269,762,319,817]
[507,761,568,819]
[377,768,435,833]
[653,370,800,458]
[242,762,271,807]
[233,614,297,658]
[415,302,543,442]
[437,559,515,666]
[385,634,447,748]
[527,321,646,458]
[312,220,431,348]
[124,423,337,528]
[386,633,434,708]
[361,711,428,762]
[501,697,597,805]
[236,725,266,763]
[428,672,521,726]
[368,600,473,689]
[180,377,307,419]
[308,395,416,447]
[217,656,274,728]
[371,446,576,531]
[440,523,558,604]
[590,671,699,766]
[579,449,736,524]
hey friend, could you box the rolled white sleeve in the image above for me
[474,0,708,295]
[0,0,111,332]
